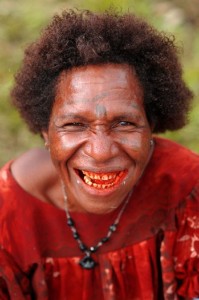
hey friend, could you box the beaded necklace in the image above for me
[61,139,154,269]
[63,189,132,269]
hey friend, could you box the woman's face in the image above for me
[44,64,153,214]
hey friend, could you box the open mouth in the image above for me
[76,169,127,189]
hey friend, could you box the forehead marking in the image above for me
[95,104,107,118]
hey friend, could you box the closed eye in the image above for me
[65,122,84,126]
[60,122,87,132]
[111,120,139,132]
[112,120,136,128]
[118,121,135,126]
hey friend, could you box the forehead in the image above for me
[54,63,144,110]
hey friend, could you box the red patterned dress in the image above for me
[0,137,199,300]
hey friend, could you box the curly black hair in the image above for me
[11,9,193,133]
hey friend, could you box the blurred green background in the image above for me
[0,0,199,166]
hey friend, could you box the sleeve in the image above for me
[0,249,34,300]
[174,181,199,299]
[0,165,33,299]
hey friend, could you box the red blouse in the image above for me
[0,137,199,300]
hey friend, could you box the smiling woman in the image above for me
[43,64,152,214]
[0,9,199,300]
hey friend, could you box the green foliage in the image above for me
[0,0,199,166]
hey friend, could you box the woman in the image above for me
[0,9,198,300]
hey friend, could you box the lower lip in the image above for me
[75,170,128,196]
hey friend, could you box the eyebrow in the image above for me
[54,114,88,123]
[114,113,143,123]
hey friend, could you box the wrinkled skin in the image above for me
[43,63,153,214]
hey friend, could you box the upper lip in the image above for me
[75,168,126,173]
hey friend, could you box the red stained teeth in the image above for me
[81,170,125,189]
[82,171,117,180]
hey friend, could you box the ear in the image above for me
[42,130,50,149]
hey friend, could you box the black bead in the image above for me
[73,232,79,239]
[67,218,74,226]
[109,224,117,232]
[79,243,87,251]
[101,237,109,243]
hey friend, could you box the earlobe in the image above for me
[42,131,50,150]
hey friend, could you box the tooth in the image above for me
[84,178,93,185]
[84,175,92,183]
[90,181,116,189]
[102,175,109,180]
[84,175,88,182]
[83,171,91,177]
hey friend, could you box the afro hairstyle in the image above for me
[11,9,193,133]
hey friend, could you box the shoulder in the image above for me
[11,147,53,184]
[154,136,199,159]
[0,148,61,204]
[153,137,199,174]
[139,137,199,209]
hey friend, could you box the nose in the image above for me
[83,131,119,163]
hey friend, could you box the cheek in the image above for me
[120,138,142,149]
[49,133,83,162]
[119,134,149,150]
[118,134,151,163]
